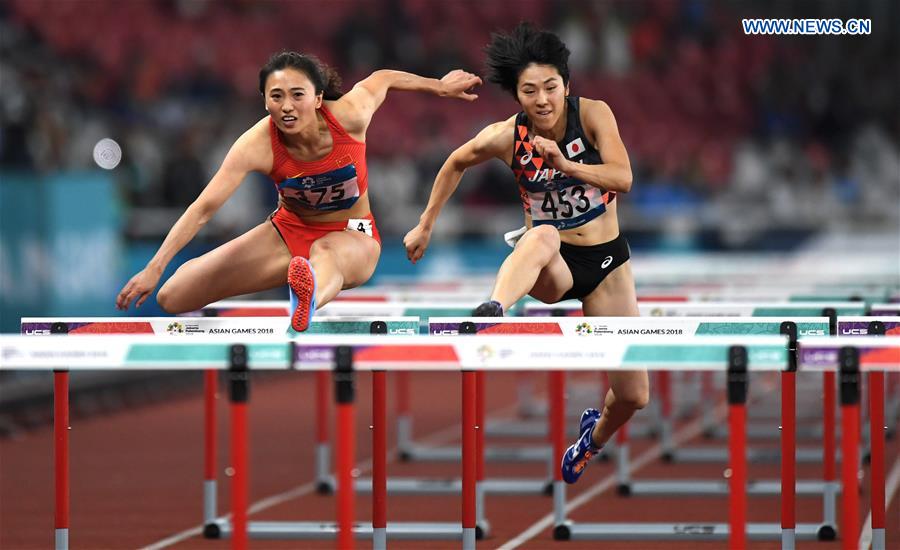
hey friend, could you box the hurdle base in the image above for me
[553,521,573,540]
[211,518,463,540]
[816,524,836,541]
[566,521,826,541]
[316,478,335,495]
[352,476,551,495]
[666,445,830,463]
[401,443,550,463]
[203,522,221,539]
[625,479,839,497]
[475,519,490,540]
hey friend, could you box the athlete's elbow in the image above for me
[617,169,633,193]
[188,200,216,226]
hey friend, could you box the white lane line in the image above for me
[141,402,516,549]
[858,452,900,550]
[497,411,711,550]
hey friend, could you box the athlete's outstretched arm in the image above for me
[531,100,632,193]
[334,69,482,137]
[403,119,511,263]
[115,124,269,310]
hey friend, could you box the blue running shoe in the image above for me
[288,256,317,332]
[561,408,602,484]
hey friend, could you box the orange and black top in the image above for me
[268,105,368,212]
[510,96,615,231]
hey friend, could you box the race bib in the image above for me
[347,218,373,237]
[527,184,607,230]
[279,164,361,211]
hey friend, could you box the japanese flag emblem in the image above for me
[565,138,585,158]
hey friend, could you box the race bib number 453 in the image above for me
[527,184,606,229]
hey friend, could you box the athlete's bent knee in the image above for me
[156,283,183,314]
[519,225,559,258]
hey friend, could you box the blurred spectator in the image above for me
[1,0,897,247]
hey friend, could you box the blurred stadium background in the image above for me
[1,0,897,329]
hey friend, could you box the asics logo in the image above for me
[573,450,594,473]
[601,256,613,269]
[520,152,533,165]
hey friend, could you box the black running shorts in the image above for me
[558,233,631,301]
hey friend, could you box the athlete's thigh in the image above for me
[166,221,292,306]
[310,230,381,289]
[582,260,646,402]
[581,260,639,317]
[528,250,574,303]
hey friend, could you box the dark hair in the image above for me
[258,51,343,100]
[484,22,570,98]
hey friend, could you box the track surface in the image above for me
[2,370,898,549]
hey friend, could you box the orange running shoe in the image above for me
[288,256,317,332]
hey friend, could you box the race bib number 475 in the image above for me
[279,164,361,211]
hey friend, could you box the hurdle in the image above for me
[191,300,555,466]
[19,317,476,545]
[864,305,900,438]
[526,301,866,451]
[2,332,799,549]
[552,335,899,547]
[797,335,898,550]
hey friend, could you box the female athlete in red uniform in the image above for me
[116,51,480,331]
[403,24,648,483]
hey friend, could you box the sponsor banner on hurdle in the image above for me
[837,317,900,336]
[798,336,900,371]
[428,317,829,337]
[20,317,419,336]
[0,334,789,371]
[524,301,867,317]
[868,303,900,315]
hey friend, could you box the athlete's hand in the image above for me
[532,136,570,172]
[116,268,162,310]
[403,223,432,264]
[438,70,482,102]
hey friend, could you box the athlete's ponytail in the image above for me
[258,51,344,100]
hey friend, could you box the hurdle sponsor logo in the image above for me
[575,322,593,336]
[388,328,416,335]
[207,328,277,335]
[799,348,838,368]
[672,524,717,536]
[477,345,494,362]
[617,328,684,335]
[799,328,827,336]
[22,328,51,335]
[2,346,23,361]
[164,321,208,335]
